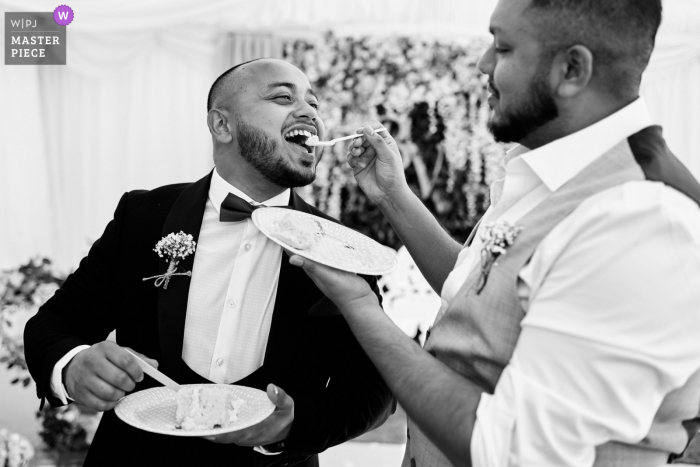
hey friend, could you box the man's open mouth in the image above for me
[284,128,315,153]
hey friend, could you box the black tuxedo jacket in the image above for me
[24,172,395,467]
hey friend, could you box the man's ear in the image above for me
[552,44,594,98]
[207,109,233,144]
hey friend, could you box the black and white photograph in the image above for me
[1,0,699,466]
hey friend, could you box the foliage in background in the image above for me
[35,405,101,453]
[0,258,63,387]
[284,32,505,248]
[0,259,100,453]
[0,429,34,467]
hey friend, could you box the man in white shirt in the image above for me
[289,0,700,466]
[24,59,394,467]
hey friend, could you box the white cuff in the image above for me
[253,446,283,456]
[50,345,90,404]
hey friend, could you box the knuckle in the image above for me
[116,372,133,389]
[117,353,132,369]
[112,389,126,401]
[123,377,136,392]
[103,386,120,401]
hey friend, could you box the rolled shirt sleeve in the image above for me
[471,182,700,466]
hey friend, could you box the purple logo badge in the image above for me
[53,5,73,26]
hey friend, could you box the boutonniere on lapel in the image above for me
[476,220,523,295]
[142,231,196,290]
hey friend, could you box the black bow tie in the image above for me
[220,192,290,222]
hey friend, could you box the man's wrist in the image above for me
[51,345,89,404]
[340,292,380,316]
[255,420,292,455]
[375,185,413,217]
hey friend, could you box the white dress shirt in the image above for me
[50,169,289,399]
[437,98,700,466]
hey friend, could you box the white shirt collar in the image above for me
[508,97,654,192]
[209,168,291,214]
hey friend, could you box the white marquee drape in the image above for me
[1,0,699,271]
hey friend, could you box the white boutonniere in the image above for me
[142,231,196,290]
[476,220,523,294]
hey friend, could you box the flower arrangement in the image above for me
[0,258,101,455]
[143,231,196,289]
[0,258,63,386]
[0,429,35,467]
[35,404,101,452]
[476,220,523,294]
[283,33,505,248]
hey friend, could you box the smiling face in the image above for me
[213,59,324,189]
[478,0,559,145]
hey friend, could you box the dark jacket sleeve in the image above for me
[24,193,129,408]
[263,277,396,466]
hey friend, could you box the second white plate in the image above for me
[252,208,397,276]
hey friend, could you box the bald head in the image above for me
[207,58,311,113]
[207,58,262,112]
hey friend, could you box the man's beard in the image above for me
[487,66,559,143]
[235,119,316,188]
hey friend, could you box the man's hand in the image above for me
[63,341,158,411]
[347,124,409,207]
[288,255,377,312]
[203,384,294,446]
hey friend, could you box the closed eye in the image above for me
[273,95,293,103]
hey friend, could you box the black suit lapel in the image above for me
[262,190,324,382]
[157,172,212,380]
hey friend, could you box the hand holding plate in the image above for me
[289,255,375,310]
[202,384,294,446]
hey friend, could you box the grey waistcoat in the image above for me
[402,130,700,467]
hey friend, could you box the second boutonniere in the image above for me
[476,220,523,295]
[142,231,196,290]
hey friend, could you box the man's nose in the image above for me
[293,101,318,122]
[477,45,494,77]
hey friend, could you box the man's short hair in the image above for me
[207,58,265,112]
[526,0,662,97]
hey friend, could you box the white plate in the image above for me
[115,384,275,437]
[252,207,398,275]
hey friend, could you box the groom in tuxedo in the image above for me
[24,58,394,467]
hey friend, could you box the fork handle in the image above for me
[330,127,387,144]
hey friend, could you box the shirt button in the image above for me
[229,300,236,308]
[216,358,223,366]
[244,244,251,251]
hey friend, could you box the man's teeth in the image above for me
[285,129,314,139]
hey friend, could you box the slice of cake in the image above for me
[270,213,323,250]
[176,386,245,431]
